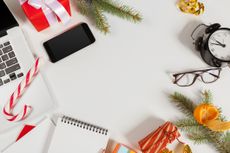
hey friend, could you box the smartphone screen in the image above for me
[43,23,95,63]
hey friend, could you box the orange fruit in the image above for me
[193,103,219,124]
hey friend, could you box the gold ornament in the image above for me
[161,144,192,153]
[177,0,204,15]
[183,144,192,153]
[161,148,174,153]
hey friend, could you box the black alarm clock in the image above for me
[192,23,230,67]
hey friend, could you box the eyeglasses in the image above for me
[173,67,222,87]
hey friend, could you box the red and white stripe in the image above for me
[3,58,41,122]
[139,122,180,153]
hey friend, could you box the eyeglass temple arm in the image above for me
[191,24,208,40]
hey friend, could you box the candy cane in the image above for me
[3,58,41,122]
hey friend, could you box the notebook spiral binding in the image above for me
[61,116,108,136]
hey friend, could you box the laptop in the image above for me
[0,0,34,89]
[0,1,55,134]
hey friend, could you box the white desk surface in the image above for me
[1,0,230,152]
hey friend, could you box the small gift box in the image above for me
[138,122,180,153]
[18,0,71,31]
[113,143,137,153]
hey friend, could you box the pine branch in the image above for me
[76,0,92,16]
[94,0,142,22]
[217,107,227,121]
[91,1,110,33]
[202,90,213,103]
[224,132,230,142]
[177,120,229,153]
[170,92,197,117]
[185,122,229,153]
[223,132,230,153]
[170,91,230,153]
[188,133,209,144]
[205,130,229,153]
[75,0,142,33]
[188,119,229,153]
[175,118,228,152]
[76,0,110,33]
[175,118,201,133]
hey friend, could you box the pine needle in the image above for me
[202,90,213,103]
[170,92,197,117]
[188,133,209,144]
[95,0,142,22]
[76,0,92,16]
[91,1,110,33]
[206,130,229,153]
[223,132,230,151]
[224,132,230,142]
[175,118,201,133]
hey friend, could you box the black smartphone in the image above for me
[43,23,95,63]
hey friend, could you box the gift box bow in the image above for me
[139,122,181,153]
[18,0,71,26]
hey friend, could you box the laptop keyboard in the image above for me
[0,41,23,86]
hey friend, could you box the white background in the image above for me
[1,0,230,152]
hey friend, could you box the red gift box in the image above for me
[20,0,71,31]
[139,122,180,153]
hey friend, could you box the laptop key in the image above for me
[0,63,6,69]
[0,57,2,63]
[0,44,3,48]
[9,73,17,80]
[4,79,10,84]
[5,64,20,74]
[6,58,18,67]
[8,52,15,58]
[2,54,8,61]
[0,70,5,77]
[2,46,13,54]
[0,50,2,56]
[0,79,3,86]
[17,73,24,78]
[3,41,10,46]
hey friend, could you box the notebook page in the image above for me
[3,118,55,153]
[48,116,109,153]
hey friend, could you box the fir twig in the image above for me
[217,107,227,121]
[188,133,209,144]
[170,91,230,153]
[206,130,228,153]
[76,0,92,16]
[91,1,110,33]
[224,132,230,142]
[223,132,230,152]
[75,0,142,33]
[175,118,201,133]
[94,0,142,22]
[170,92,197,117]
[202,90,213,103]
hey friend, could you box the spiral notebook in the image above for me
[48,116,110,153]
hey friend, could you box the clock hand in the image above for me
[213,38,226,47]
[211,42,226,48]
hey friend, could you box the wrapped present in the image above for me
[138,122,180,153]
[113,143,137,153]
[18,0,71,31]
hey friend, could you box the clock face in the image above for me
[208,29,230,61]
